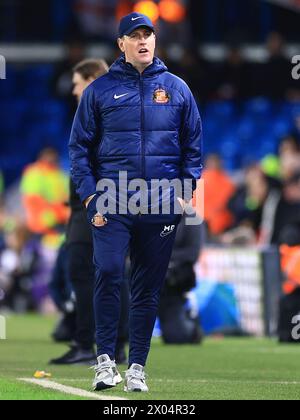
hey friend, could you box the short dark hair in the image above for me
[73,59,109,80]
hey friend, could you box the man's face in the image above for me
[118,27,155,69]
[72,72,94,102]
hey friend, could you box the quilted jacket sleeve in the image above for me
[69,86,100,203]
[180,84,203,199]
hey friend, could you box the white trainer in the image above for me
[124,364,149,393]
[92,354,123,391]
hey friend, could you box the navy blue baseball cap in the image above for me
[118,12,154,38]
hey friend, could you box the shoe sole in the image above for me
[94,376,123,391]
[124,386,148,393]
[94,382,116,391]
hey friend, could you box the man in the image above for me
[51,59,129,365]
[72,59,108,103]
[69,13,203,392]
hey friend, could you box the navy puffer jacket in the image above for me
[69,54,203,203]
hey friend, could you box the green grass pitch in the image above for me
[0,315,300,400]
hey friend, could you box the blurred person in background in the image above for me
[48,241,77,344]
[201,154,236,239]
[0,224,39,312]
[261,134,300,180]
[51,40,86,119]
[226,164,300,246]
[271,172,300,245]
[158,207,203,345]
[278,222,300,343]
[71,58,109,101]
[225,165,280,245]
[20,149,70,316]
[20,148,69,236]
[50,58,129,366]
[263,32,291,100]
[278,135,300,181]
[213,45,251,101]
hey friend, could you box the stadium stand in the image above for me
[1,64,299,186]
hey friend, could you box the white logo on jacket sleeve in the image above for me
[114,93,129,100]
[160,225,176,238]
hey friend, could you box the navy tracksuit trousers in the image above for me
[87,200,181,367]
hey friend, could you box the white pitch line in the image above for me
[18,378,128,401]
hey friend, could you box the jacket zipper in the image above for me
[139,75,146,180]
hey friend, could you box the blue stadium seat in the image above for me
[272,117,294,139]
[21,65,55,98]
[204,101,236,122]
[0,99,27,135]
[237,117,256,142]
[257,136,278,159]
[277,101,300,123]
[219,134,242,171]
[243,97,273,118]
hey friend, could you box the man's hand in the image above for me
[84,194,96,208]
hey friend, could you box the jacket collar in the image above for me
[109,54,168,80]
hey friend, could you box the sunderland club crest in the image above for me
[153,89,170,104]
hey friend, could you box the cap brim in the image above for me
[122,24,154,37]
